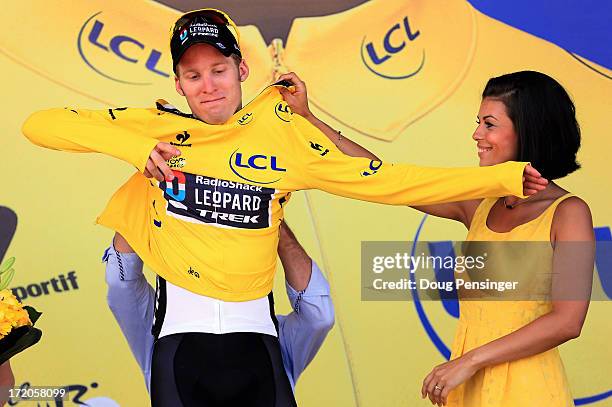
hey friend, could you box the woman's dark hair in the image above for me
[482,71,581,180]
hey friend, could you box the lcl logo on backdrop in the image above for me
[361,16,425,80]
[411,215,612,406]
[77,11,170,85]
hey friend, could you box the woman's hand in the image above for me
[421,354,479,406]
[522,164,548,196]
[276,72,313,119]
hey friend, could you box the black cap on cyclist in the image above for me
[170,9,242,73]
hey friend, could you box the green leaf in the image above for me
[23,306,42,325]
[0,268,14,290]
[0,257,15,275]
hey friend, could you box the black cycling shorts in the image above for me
[150,331,297,406]
[150,277,296,406]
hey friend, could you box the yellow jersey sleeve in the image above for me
[289,114,528,203]
[22,107,160,173]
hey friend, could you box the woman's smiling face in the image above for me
[472,97,519,167]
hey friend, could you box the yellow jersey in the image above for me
[22,84,527,301]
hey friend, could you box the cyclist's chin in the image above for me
[194,105,235,125]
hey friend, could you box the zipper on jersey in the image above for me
[270,38,287,78]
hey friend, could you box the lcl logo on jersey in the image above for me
[229,149,286,185]
[77,11,170,85]
[237,112,254,125]
[411,216,612,406]
[275,102,293,122]
[361,16,425,80]
[361,160,382,176]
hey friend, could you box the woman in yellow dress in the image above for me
[276,69,591,406]
[416,71,594,406]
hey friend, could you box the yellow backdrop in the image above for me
[1,1,610,405]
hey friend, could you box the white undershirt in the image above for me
[158,279,278,338]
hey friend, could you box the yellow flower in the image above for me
[0,288,32,339]
[0,289,20,306]
[0,321,12,339]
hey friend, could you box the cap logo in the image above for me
[179,29,188,43]
[189,22,219,38]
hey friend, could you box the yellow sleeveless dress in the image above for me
[447,195,575,407]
